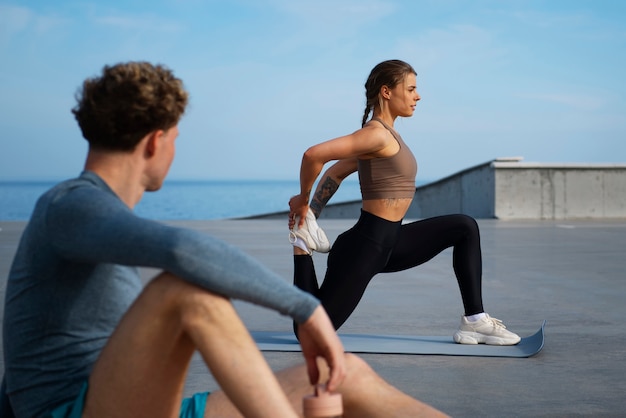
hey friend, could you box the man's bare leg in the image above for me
[206,354,449,418]
[84,273,298,418]
[282,355,448,418]
[84,272,445,417]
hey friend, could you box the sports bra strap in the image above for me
[370,118,401,142]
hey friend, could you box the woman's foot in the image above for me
[289,209,331,254]
[453,314,521,345]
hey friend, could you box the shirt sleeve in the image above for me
[45,184,319,324]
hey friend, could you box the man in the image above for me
[1,62,446,417]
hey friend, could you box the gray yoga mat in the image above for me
[251,321,545,358]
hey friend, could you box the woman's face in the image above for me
[389,73,420,118]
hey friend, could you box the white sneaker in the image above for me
[289,210,331,253]
[453,314,521,346]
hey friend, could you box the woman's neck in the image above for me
[372,112,397,128]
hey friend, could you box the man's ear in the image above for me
[144,130,163,158]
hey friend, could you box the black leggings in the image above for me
[294,210,484,330]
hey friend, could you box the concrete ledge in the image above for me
[491,160,626,219]
[407,158,626,220]
[256,158,625,220]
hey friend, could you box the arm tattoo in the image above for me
[310,176,339,218]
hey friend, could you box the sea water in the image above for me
[0,179,366,221]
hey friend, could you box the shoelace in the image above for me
[486,316,507,329]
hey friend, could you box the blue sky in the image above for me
[1,0,624,182]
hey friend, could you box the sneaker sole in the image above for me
[454,331,521,346]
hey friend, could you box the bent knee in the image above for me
[452,214,479,235]
[144,272,189,294]
[338,353,379,389]
[315,352,372,380]
[457,213,478,227]
[144,273,233,325]
[146,272,223,299]
[344,352,372,374]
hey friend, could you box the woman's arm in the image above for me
[309,158,358,218]
[291,126,387,225]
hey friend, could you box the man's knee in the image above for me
[316,353,373,382]
[145,272,234,328]
[344,353,371,375]
[147,272,222,299]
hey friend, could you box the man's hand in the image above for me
[296,306,346,392]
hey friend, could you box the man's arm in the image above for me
[48,184,319,323]
[48,178,346,393]
[309,158,358,218]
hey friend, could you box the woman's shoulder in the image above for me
[344,123,395,157]
[359,120,390,137]
[357,120,396,143]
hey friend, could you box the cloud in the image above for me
[508,9,588,29]
[515,92,606,111]
[277,0,394,23]
[93,13,183,33]
[0,5,31,38]
[0,5,67,46]
[0,4,33,33]
[270,0,395,40]
[506,7,626,42]
[391,23,505,72]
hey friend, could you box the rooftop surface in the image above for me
[1,218,625,417]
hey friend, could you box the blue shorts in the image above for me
[49,382,209,418]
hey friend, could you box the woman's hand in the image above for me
[288,194,309,229]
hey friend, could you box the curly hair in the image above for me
[361,59,416,127]
[72,62,189,151]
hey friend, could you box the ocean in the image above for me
[0,179,368,221]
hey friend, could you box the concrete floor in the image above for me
[1,218,625,417]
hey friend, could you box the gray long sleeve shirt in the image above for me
[2,171,318,417]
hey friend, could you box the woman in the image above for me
[288,59,520,345]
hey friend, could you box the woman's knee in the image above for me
[456,213,477,227]
[452,214,479,236]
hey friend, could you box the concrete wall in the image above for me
[252,158,626,220]
[404,158,626,219]
[492,161,626,219]
[403,161,496,219]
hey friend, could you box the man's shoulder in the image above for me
[46,172,106,199]
[32,173,116,223]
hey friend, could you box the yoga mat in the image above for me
[251,321,545,358]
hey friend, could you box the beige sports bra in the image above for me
[357,118,417,200]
